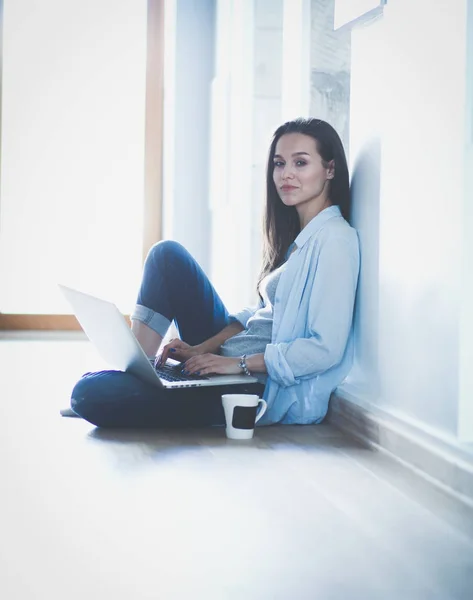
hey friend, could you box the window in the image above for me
[0,0,152,322]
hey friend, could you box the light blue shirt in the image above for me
[234,205,360,425]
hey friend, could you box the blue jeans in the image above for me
[71,241,264,428]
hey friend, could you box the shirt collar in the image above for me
[292,205,342,251]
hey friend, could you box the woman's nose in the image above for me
[282,166,294,180]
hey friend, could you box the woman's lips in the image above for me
[281,185,298,192]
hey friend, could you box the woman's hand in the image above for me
[183,354,241,376]
[156,338,202,367]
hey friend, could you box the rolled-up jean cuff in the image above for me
[130,304,171,338]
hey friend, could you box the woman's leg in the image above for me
[131,321,163,359]
[71,240,242,428]
[71,370,264,429]
[131,240,230,356]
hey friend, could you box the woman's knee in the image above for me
[70,371,121,426]
[145,240,189,268]
[70,371,160,428]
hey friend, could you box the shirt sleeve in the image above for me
[264,233,360,387]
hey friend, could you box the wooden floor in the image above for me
[1,334,473,600]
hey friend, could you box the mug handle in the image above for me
[254,399,267,424]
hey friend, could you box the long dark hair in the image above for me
[258,117,350,289]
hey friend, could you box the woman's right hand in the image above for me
[155,338,203,367]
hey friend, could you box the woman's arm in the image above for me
[198,321,244,353]
[264,233,360,387]
[181,351,267,376]
[201,297,264,353]
[246,353,267,373]
[159,299,263,366]
[158,321,244,365]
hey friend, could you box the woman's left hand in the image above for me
[183,354,240,376]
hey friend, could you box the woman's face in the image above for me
[272,133,334,211]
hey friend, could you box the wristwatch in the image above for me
[238,354,251,377]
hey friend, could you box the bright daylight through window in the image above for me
[0,0,147,314]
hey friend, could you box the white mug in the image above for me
[221,394,267,440]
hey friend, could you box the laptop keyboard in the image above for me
[151,361,209,382]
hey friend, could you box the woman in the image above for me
[71,117,360,428]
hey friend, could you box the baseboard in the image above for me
[327,385,473,508]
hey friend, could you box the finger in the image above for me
[170,349,184,361]
[186,356,217,375]
[188,353,212,367]
[183,357,206,374]
[176,349,192,362]
[157,348,173,367]
[196,366,216,376]
[170,350,190,365]
[167,339,191,362]
[183,359,197,373]
[170,339,188,350]
[160,346,171,365]
[161,339,183,364]
[193,357,226,375]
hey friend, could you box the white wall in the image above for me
[209,0,257,314]
[310,0,351,151]
[165,0,284,313]
[250,0,284,301]
[459,0,473,441]
[163,0,215,274]
[347,0,470,441]
[348,16,383,402]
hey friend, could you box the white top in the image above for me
[220,263,286,383]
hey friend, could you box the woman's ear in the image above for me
[327,160,335,180]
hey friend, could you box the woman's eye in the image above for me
[295,160,307,167]
[273,161,284,168]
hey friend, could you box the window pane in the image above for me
[0,0,147,314]
[310,0,351,153]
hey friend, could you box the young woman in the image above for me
[70,117,360,428]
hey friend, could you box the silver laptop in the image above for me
[59,284,258,389]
